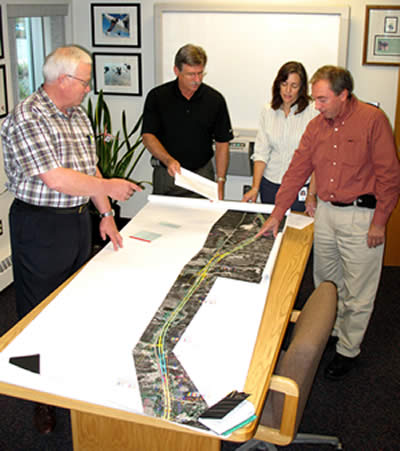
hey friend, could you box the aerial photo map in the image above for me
[133,210,283,429]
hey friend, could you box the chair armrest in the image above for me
[254,375,299,446]
[269,374,299,397]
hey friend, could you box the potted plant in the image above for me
[87,90,148,187]
[86,91,150,239]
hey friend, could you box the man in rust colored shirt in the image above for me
[258,65,400,380]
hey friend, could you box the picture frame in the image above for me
[93,53,142,96]
[0,6,4,59]
[363,5,400,66]
[384,16,398,33]
[91,3,141,48]
[0,65,8,118]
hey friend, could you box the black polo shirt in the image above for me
[141,79,233,170]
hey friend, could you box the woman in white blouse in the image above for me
[242,61,318,211]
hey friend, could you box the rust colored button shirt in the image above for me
[273,96,400,226]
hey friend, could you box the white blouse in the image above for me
[252,102,319,184]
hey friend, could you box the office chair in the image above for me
[237,281,342,450]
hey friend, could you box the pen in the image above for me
[129,235,151,243]
[221,414,257,437]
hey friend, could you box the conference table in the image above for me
[0,208,313,451]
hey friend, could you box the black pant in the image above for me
[260,176,307,212]
[152,160,215,197]
[9,200,92,319]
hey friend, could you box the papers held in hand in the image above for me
[175,168,218,201]
[198,390,256,436]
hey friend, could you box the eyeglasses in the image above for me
[181,70,207,79]
[66,74,91,88]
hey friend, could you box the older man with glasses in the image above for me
[1,45,141,434]
[142,43,233,200]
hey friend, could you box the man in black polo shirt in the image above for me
[141,44,233,199]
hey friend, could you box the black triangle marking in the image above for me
[9,354,40,374]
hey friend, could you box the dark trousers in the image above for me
[152,160,215,197]
[9,200,92,319]
[260,176,307,212]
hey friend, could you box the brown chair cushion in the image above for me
[260,281,337,434]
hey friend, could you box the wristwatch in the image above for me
[99,209,115,218]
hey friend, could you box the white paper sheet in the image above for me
[286,212,314,229]
[175,167,218,200]
[198,399,256,435]
[0,196,283,425]
[173,229,282,407]
[173,278,269,406]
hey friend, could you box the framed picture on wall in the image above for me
[91,3,141,48]
[93,53,142,96]
[0,65,8,118]
[363,5,400,65]
[384,16,398,34]
[0,6,4,59]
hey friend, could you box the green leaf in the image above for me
[83,89,148,186]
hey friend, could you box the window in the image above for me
[7,3,69,102]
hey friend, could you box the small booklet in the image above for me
[198,391,256,436]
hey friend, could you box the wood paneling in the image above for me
[71,411,221,451]
[384,71,400,266]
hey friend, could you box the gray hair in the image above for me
[310,65,353,98]
[43,45,92,82]
[174,44,207,71]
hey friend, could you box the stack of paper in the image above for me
[198,398,256,436]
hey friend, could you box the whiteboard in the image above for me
[155,3,350,131]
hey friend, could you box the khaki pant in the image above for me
[313,199,384,357]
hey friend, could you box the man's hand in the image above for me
[99,216,123,251]
[256,216,280,238]
[106,179,142,202]
[166,159,181,177]
[242,187,258,203]
[305,192,317,217]
[367,223,385,248]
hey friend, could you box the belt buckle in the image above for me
[78,204,85,214]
